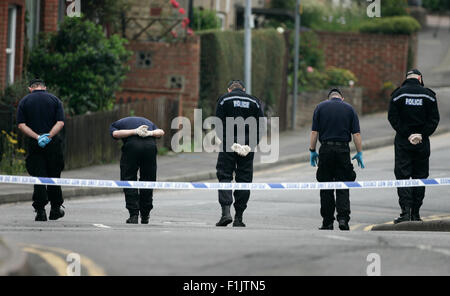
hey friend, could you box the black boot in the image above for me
[216,205,232,227]
[411,206,422,222]
[394,206,411,224]
[319,222,334,230]
[140,210,150,224]
[338,220,350,231]
[232,211,246,227]
[49,206,65,221]
[35,209,47,222]
[126,214,139,224]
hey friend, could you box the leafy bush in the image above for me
[0,77,31,106]
[359,16,421,35]
[380,0,409,17]
[199,29,286,116]
[28,17,132,115]
[0,130,26,175]
[423,0,450,11]
[192,8,221,31]
[325,67,357,88]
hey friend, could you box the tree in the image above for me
[28,17,132,115]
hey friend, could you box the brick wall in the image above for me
[116,36,201,121]
[316,31,415,113]
[41,0,59,32]
[287,87,363,130]
[0,0,25,90]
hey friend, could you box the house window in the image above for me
[137,51,152,68]
[216,13,225,31]
[6,5,18,85]
[26,0,41,49]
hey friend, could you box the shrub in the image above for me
[28,17,132,115]
[325,67,357,88]
[359,16,421,35]
[423,0,450,11]
[380,0,409,17]
[0,130,26,175]
[192,8,221,31]
[199,29,286,117]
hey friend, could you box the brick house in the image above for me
[0,0,64,91]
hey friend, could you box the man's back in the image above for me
[17,90,64,134]
[216,89,264,147]
[388,79,439,138]
[312,98,360,143]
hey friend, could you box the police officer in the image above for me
[17,79,65,221]
[388,69,439,224]
[215,80,264,227]
[309,88,364,231]
[110,117,164,224]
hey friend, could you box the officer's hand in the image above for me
[408,134,422,145]
[136,125,149,137]
[310,151,319,167]
[38,134,51,148]
[352,152,365,169]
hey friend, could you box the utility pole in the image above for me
[292,0,301,130]
[244,0,252,94]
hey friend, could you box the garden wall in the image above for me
[316,31,417,113]
[287,87,363,130]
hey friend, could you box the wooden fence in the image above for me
[62,98,179,170]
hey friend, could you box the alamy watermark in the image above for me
[66,252,81,276]
[66,0,81,18]
[366,253,381,276]
[170,109,279,164]
[367,0,381,18]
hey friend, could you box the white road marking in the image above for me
[323,235,357,242]
[93,224,112,229]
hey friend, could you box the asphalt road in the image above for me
[1,134,450,276]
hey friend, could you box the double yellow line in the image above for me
[21,244,106,276]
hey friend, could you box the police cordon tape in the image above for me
[1,175,450,191]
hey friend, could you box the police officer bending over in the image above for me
[215,80,264,227]
[17,79,66,221]
[110,117,164,224]
[388,69,439,224]
[309,88,364,231]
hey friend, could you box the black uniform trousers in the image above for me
[216,151,254,213]
[394,135,430,209]
[316,143,356,224]
[120,136,157,216]
[26,135,65,210]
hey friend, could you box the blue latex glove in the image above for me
[310,151,319,167]
[38,134,51,148]
[352,152,365,168]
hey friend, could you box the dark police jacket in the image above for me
[215,89,264,150]
[388,79,440,139]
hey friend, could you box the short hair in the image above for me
[29,78,45,88]
[328,88,343,99]
[227,80,245,90]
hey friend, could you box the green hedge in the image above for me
[359,16,421,35]
[199,29,286,116]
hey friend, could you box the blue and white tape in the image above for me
[1,175,450,190]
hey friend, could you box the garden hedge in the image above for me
[199,29,286,117]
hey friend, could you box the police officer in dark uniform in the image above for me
[388,69,439,224]
[309,88,364,231]
[17,79,65,221]
[215,80,264,227]
[110,117,165,224]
